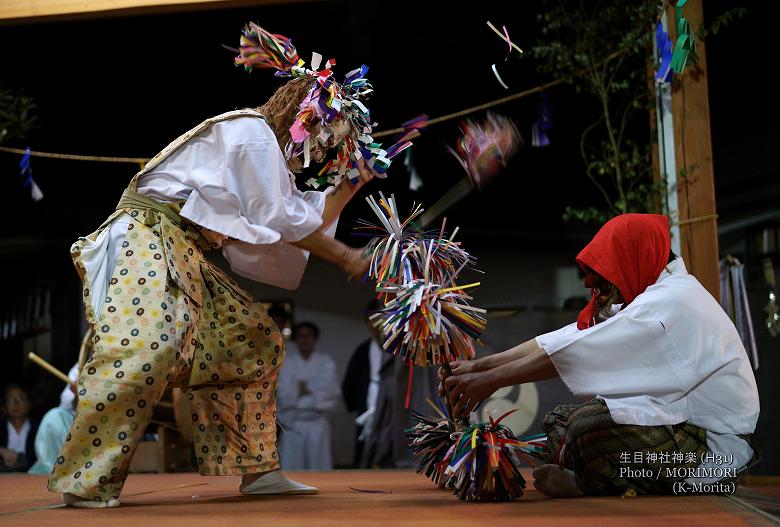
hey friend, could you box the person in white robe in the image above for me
[278,322,340,470]
[443,214,760,497]
[341,299,383,466]
[29,405,76,475]
[31,374,79,474]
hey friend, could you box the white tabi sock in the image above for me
[63,492,120,508]
[239,470,318,495]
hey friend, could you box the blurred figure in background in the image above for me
[0,384,38,472]
[342,300,383,467]
[29,382,77,474]
[58,363,80,411]
[361,351,439,468]
[278,322,340,470]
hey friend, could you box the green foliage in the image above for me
[529,1,658,85]
[698,7,747,39]
[526,0,742,225]
[0,84,38,145]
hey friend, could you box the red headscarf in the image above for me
[576,214,671,330]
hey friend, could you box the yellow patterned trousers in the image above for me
[49,206,284,501]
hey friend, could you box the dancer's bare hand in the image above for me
[355,157,375,185]
[445,371,498,417]
[450,360,479,376]
[341,247,370,279]
[438,360,480,396]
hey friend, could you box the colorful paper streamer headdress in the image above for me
[236,22,418,187]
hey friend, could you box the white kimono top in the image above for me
[536,258,760,479]
[277,347,340,470]
[80,115,336,312]
[277,347,341,422]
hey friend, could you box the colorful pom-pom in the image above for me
[407,407,548,502]
[234,22,300,72]
[449,113,521,190]
[357,194,486,367]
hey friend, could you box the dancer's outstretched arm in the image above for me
[445,346,559,416]
[290,230,367,278]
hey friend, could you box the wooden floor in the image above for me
[0,470,777,527]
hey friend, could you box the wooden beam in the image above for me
[669,0,720,299]
[0,0,309,23]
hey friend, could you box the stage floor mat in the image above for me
[1,469,777,526]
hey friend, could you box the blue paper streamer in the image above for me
[656,22,674,83]
[18,147,43,201]
[531,94,553,148]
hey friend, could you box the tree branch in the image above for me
[579,114,617,214]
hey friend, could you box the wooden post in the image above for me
[668,0,720,299]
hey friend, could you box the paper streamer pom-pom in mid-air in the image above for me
[235,22,300,72]
[356,193,486,367]
[449,113,521,190]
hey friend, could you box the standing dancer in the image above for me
[49,23,394,507]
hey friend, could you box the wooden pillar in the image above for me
[668,0,720,299]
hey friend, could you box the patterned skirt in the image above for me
[542,399,708,496]
[48,197,284,501]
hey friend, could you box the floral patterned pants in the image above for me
[48,206,284,501]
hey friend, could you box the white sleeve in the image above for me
[178,118,325,245]
[536,311,692,400]
[164,118,338,289]
[535,322,579,353]
[58,363,80,410]
[220,194,339,290]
